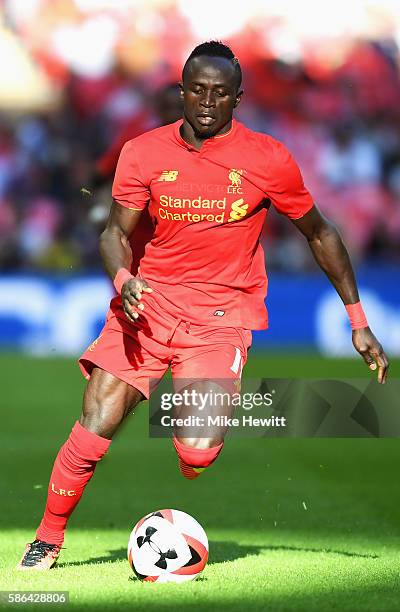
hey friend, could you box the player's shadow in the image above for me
[57,539,378,569]
[210,542,378,562]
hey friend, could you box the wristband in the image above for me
[345,302,368,330]
[113,268,133,294]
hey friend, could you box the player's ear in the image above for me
[234,89,243,108]
[179,82,184,97]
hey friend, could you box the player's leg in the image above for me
[79,366,144,436]
[17,369,143,570]
[18,293,175,569]
[171,326,252,479]
[172,379,232,479]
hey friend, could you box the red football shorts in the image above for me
[79,292,252,398]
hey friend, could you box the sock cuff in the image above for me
[35,526,64,547]
[173,437,223,468]
[70,421,111,460]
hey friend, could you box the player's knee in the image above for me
[173,437,224,468]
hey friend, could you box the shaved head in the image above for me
[182,40,242,92]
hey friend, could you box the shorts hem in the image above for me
[78,357,150,399]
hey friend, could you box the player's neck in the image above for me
[180,119,233,150]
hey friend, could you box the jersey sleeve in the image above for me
[112,140,150,211]
[267,141,314,219]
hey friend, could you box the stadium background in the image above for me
[1,1,399,610]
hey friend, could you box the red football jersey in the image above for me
[112,119,313,329]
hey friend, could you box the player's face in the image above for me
[181,56,242,139]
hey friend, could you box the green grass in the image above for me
[1,353,400,611]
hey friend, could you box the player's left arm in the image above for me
[291,204,389,383]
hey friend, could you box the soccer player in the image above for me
[18,41,389,570]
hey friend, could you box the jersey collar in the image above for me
[173,119,238,151]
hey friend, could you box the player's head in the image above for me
[181,41,243,139]
[153,83,183,126]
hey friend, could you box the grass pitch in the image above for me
[1,352,399,611]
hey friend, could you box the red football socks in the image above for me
[173,437,224,480]
[36,421,111,546]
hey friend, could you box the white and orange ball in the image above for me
[128,509,208,583]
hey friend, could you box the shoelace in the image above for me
[22,540,60,566]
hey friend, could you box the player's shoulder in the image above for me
[236,121,290,160]
[122,122,177,153]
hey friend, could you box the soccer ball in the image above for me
[127,509,208,583]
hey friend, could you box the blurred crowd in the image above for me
[0,1,400,273]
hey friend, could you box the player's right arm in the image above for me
[102,139,153,323]
[99,201,153,323]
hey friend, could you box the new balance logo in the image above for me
[157,170,178,182]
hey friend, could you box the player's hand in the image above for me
[121,277,153,323]
[352,327,389,384]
